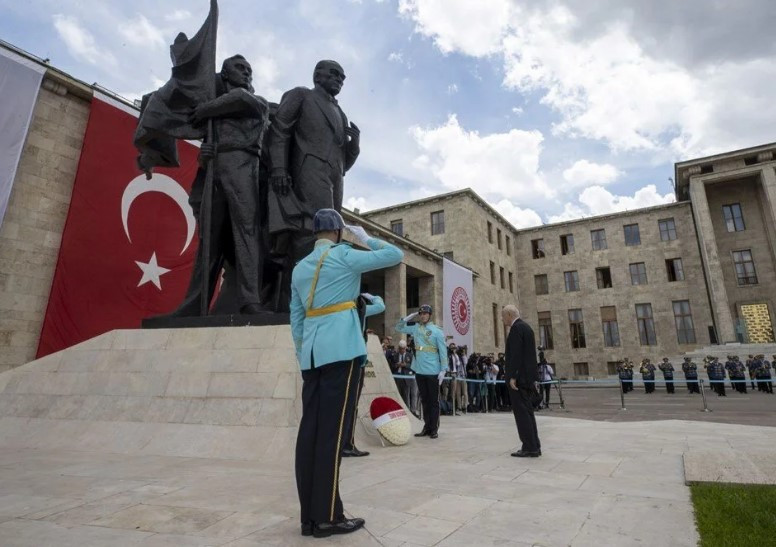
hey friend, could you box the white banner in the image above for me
[443,258,474,351]
[0,47,46,229]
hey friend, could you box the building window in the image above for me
[431,210,445,235]
[666,258,684,282]
[591,229,607,250]
[508,272,514,293]
[499,266,505,289]
[443,251,454,261]
[732,249,758,285]
[534,274,549,295]
[623,224,641,246]
[722,203,745,232]
[564,271,580,292]
[573,362,589,377]
[390,220,403,236]
[636,303,657,346]
[531,238,545,259]
[497,228,503,250]
[659,218,677,241]
[489,261,496,285]
[629,262,648,285]
[596,267,612,289]
[673,300,696,344]
[538,311,553,349]
[607,362,620,375]
[560,234,575,255]
[601,306,620,347]
[569,309,586,349]
[492,303,499,347]
[506,235,511,256]
[487,221,493,243]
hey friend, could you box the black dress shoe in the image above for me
[414,428,429,437]
[301,522,313,536]
[511,450,541,458]
[313,517,365,538]
[342,447,370,457]
[429,431,438,439]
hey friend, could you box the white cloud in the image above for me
[562,160,621,187]
[119,14,166,48]
[511,106,523,115]
[410,114,552,202]
[491,199,543,229]
[398,0,510,56]
[447,83,458,95]
[52,14,116,66]
[388,51,403,63]
[548,184,674,223]
[164,10,192,22]
[344,196,369,212]
[398,1,776,157]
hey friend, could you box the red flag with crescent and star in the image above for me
[36,94,201,358]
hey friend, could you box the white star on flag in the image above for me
[135,252,170,290]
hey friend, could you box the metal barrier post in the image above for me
[485,381,489,413]
[619,378,627,411]
[699,379,711,412]
[556,380,566,410]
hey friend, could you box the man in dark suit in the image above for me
[502,305,541,457]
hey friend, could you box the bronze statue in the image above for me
[262,60,360,310]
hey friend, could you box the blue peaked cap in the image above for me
[313,208,345,233]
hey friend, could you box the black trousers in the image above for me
[509,387,540,453]
[343,365,365,451]
[296,360,359,525]
[541,384,551,406]
[415,374,440,434]
[664,375,674,393]
[644,377,655,393]
[686,376,699,393]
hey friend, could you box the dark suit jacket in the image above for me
[267,85,359,218]
[505,318,539,387]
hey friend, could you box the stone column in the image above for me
[418,274,437,325]
[758,165,776,265]
[384,262,406,339]
[689,177,736,343]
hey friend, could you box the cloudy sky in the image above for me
[2,0,775,228]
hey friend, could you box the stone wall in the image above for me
[0,85,90,372]
[515,201,714,377]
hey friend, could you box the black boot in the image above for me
[414,427,429,437]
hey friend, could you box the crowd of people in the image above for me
[383,338,555,414]
[615,354,775,396]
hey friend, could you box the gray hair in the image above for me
[502,304,520,320]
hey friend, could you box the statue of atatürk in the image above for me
[262,60,360,310]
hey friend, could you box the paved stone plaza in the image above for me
[2,413,775,546]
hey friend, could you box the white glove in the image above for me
[438,371,446,385]
[360,292,375,301]
[403,312,418,322]
[345,224,370,246]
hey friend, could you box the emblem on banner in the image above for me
[450,286,471,335]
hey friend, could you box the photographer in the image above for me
[482,354,499,413]
[536,349,554,410]
[465,353,482,412]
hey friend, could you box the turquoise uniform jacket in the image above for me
[395,319,448,375]
[290,237,403,370]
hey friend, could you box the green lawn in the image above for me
[691,483,776,546]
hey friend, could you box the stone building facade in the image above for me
[514,201,714,378]
[0,61,91,373]
[363,190,519,354]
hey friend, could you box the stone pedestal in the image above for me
[0,326,418,460]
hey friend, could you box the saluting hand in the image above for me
[509,378,518,390]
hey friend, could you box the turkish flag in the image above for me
[37,95,201,358]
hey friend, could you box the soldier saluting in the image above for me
[290,209,402,538]
[396,305,448,439]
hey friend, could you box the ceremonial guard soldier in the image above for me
[640,358,656,394]
[396,304,448,439]
[658,357,675,394]
[755,355,773,394]
[724,355,738,392]
[746,354,756,390]
[682,357,700,393]
[290,209,402,538]
[705,356,726,396]
[733,356,748,394]
[616,359,633,393]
